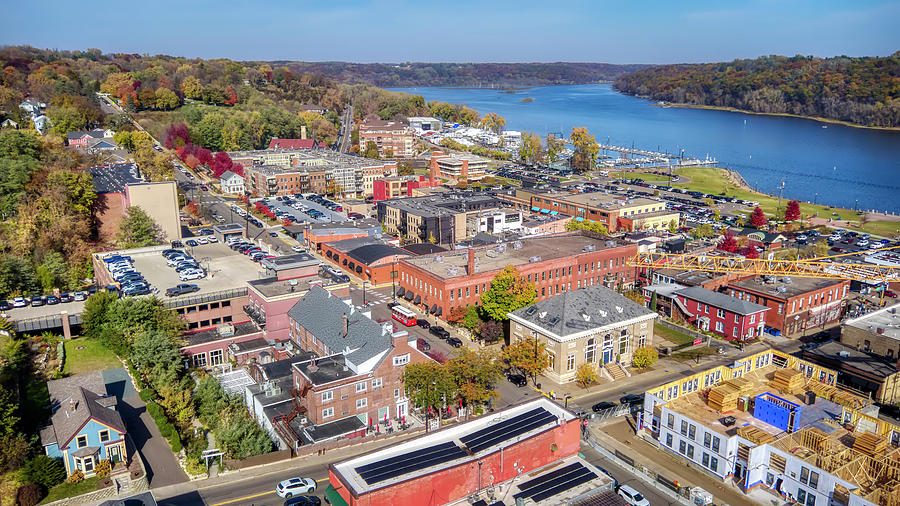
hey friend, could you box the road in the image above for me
[157,463,330,506]
[579,442,675,506]
[336,104,353,153]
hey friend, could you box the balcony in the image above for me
[242,304,266,327]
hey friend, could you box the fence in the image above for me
[13,313,82,333]
[224,448,292,470]
[592,404,634,423]
[656,319,713,353]
[163,287,248,309]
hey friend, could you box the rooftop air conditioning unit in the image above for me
[839,351,850,358]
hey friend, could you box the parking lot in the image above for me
[260,195,347,224]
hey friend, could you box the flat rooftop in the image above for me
[804,341,898,378]
[183,321,261,347]
[402,233,630,279]
[665,365,847,438]
[844,303,900,341]
[87,163,143,194]
[381,192,499,217]
[247,274,341,299]
[303,415,366,443]
[293,354,356,386]
[538,192,661,211]
[731,275,845,300]
[332,398,574,496]
[260,252,318,271]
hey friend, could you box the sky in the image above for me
[3,0,897,63]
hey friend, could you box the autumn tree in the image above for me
[569,127,599,172]
[479,112,506,135]
[364,140,380,159]
[518,131,544,165]
[632,346,658,369]
[750,206,767,228]
[480,265,536,321]
[565,219,608,235]
[668,219,679,234]
[785,200,801,221]
[503,336,552,386]
[445,348,504,412]
[690,223,715,238]
[575,363,597,388]
[718,230,738,253]
[546,134,565,164]
[403,361,456,417]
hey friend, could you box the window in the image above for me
[717,309,724,318]
[393,354,410,366]
[81,456,95,473]
[193,353,207,367]
[704,432,711,448]
[681,420,688,436]
[372,378,382,389]
[686,444,694,459]
[766,472,775,486]
[356,382,367,393]
[715,321,724,332]
[712,436,720,453]
[679,440,686,454]
[99,430,110,443]
[322,407,334,419]
[77,435,88,448]
[394,388,401,398]
[702,453,710,467]
[734,314,739,323]
[667,414,674,429]
[749,314,755,323]
[356,398,368,409]
[585,338,596,364]
[210,350,223,366]
[666,433,673,447]
[709,456,718,471]
[566,354,576,371]
[322,391,333,402]
[800,467,819,489]
[618,334,628,355]
[778,303,784,314]
[688,424,696,440]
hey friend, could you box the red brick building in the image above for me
[320,238,410,285]
[372,175,442,201]
[302,221,382,252]
[726,277,850,337]
[397,232,637,317]
[358,115,414,159]
[327,398,599,506]
[673,286,770,341]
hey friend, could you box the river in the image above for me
[389,84,900,213]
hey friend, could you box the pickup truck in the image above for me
[165,283,200,297]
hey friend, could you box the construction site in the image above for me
[646,349,900,506]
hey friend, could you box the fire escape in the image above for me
[243,304,266,328]
[272,383,310,450]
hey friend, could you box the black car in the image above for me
[447,337,463,348]
[620,394,644,405]
[171,240,184,248]
[507,374,527,387]
[45,295,60,305]
[0,300,12,311]
[59,293,73,303]
[592,401,616,412]
[429,326,449,339]
[387,302,399,309]
[416,320,431,329]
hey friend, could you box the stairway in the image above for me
[604,363,628,382]
[114,475,130,496]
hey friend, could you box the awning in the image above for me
[405,291,414,301]
[575,217,584,221]
[436,306,442,317]
[324,485,349,506]
[396,287,406,297]
[531,206,540,211]
[414,295,421,305]
[550,211,559,215]
[540,209,550,214]
[430,304,437,314]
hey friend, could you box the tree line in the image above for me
[614,53,900,128]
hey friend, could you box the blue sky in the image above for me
[3,0,897,63]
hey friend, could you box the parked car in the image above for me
[291,245,304,253]
[276,477,317,499]
[207,236,218,243]
[12,297,28,307]
[447,337,463,348]
[31,296,45,307]
[507,373,527,387]
[617,485,650,506]
[885,290,898,298]
[620,394,644,405]
[592,401,616,412]
[0,300,12,311]
[283,496,321,506]
[186,239,198,247]
[165,284,200,297]
[72,292,87,301]
[429,326,449,339]
[180,269,205,281]
[59,293,73,303]
[416,338,431,352]
[416,319,431,329]
[122,284,152,296]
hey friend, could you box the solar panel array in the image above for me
[459,407,557,453]
[355,441,467,485]
[513,462,598,503]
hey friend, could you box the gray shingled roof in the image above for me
[674,286,769,316]
[42,387,125,449]
[287,285,392,367]
[509,285,657,338]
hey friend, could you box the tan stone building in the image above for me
[125,182,181,241]
[508,285,657,384]
[88,163,181,242]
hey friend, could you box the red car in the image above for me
[831,247,844,253]
[886,290,898,298]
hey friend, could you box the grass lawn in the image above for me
[40,477,102,504]
[669,346,720,363]
[670,166,900,237]
[62,338,120,375]
[618,171,674,182]
[653,323,697,346]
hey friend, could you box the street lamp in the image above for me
[362,281,368,306]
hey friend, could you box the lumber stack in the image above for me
[708,383,741,412]
[737,425,775,445]
[770,368,805,394]
[853,432,888,457]
[724,377,754,397]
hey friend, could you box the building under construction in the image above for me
[642,348,900,506]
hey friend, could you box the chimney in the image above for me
[342,313,349,338]
[467,248,475,275]
[301,125,307,140]
[877,327,885,334]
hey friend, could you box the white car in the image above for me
[276,477,316,498]
[291,245,304,253]
[617,485,650,506]
[179,269,205,281]
[196,237,208,244]
[207,236,218,243]
[12,297,27,308]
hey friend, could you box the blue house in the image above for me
[40,372,128,477]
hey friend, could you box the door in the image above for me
[396,400,408,419]
[108,444,122,464]
[602,348,613,364]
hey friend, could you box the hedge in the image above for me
[139,388,157,402]
[57,342,65,372]
[169,434,182,453]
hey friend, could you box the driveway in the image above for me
[104,368,188,488]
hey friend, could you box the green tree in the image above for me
[155,87,180,110]
[35,252,69,293]
[668,219,678,234]
[479,112,506,135]
[403,361,456,415]
[158,386,195,431]
[47,170,97,218]
[632,345,658,369]
[446,348,504,411]
[518,131,544,165]
[24,454,66,489]
[118,206,165,248]
[480,265,536,321]
[180,76,204,100]
[575,363,597,388]
[503,336,551,386]
[364,140,380,159]
[565,219,609,235]
[131,331,184,391]
[194,375,242,428]
[213,411,273,459]
[569,126,599,172]
[649,290,658,311]
[0,256,39,299]
[546,134,565,164]
[461,305,482,333]
[397,160,414,176]
[690,223,715,238]
[0,386,20,438]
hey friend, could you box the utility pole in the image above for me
[776,178,785,216]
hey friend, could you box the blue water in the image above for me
[389,84,900,213]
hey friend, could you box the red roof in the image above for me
[268,138,321,149]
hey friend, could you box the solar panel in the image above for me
[513,462,597,502]
[460,407,558,454]
[355,441,467,485]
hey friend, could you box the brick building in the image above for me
[397,232,637,317]
[840,304,900,359]
[727,277,849,337]
[376,192,500,245]
[429,151,487,181]
[320,237,410,285]
[372,175,442,201]
[88,163,181,242]
[302,220,382,252]
[358,116,415,158]
[508,285,658,384]
[672,286,769,341]
[530,191,679,233]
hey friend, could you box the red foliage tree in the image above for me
[750,206,767,228]
[184,201,199,217]
[718,230,738,253]
[165,123,191,150]
[184,154,200,169]
[785,200,801,221]
[740,245,759,259]
[224,86,238,106]
[255,202,266,212]
[447,306,468,323]
[281,218,292,227]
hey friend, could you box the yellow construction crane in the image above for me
[627,245,900,284]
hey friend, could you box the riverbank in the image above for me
[655,103,900,132]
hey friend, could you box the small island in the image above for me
[521,97,534,103]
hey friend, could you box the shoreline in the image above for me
[654,103,900,132]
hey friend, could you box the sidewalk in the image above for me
[589,417,771,506]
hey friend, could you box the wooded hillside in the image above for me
[614,54,900,128]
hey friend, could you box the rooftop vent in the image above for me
[538,311,547,319]
[581,312,591,322]
[615,306,623,313]
[548,317,560,325]
[525,307,537,315]
[599,310,607,318]
[529,256,542,263]
[839,350,850,358]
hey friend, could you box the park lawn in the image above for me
[40,477,102,504]
[62,338,120,375]
[620,170,674,182]
[653,323,696,346]
[670,166,900,237]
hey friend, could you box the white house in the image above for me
[32,115,50,135]
[219,170,245,195]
